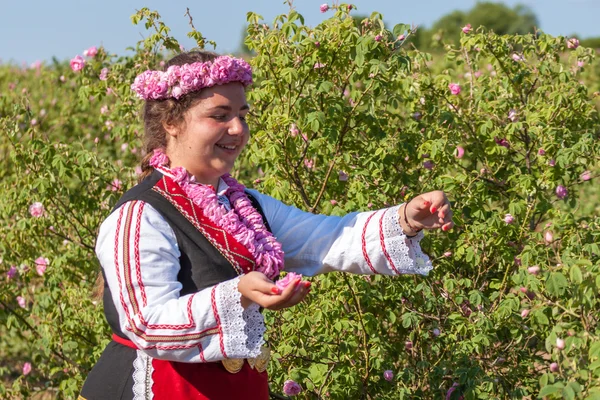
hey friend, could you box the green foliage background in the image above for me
[1,4,599,399]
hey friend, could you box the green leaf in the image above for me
[546,272,568,296]
[569,265,583,284]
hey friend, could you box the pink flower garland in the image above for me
[149,149,283,279]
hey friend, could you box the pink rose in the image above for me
[544,231,553,244]
[455,146,465,159]
[35,257,49,276]
[556,338,565,350]
[314,62,326,69]
[580,170,591,181]
[70,55,86,72]
[289,123,299,137]
[555,185,568,200]
[405,341,413,350]
[494,137,510,148]
[566,38,579,49]
[338,170,349,181]
[383,370,394,381]
[549,159,556,167]
[423,160,434,170]
[448,83,461,95]
[83,46,98,57]
[283,380,302,396]
[319,3,329,13]
[374,34,383,42]
[443,251,452,257]
[521,309,530,318]
[22,362,32,375]
[109,179,122,192]
[508,109,519,122]
[549,362,559,372]
[29,202,44,217]
[17,296,26,308]
[537,148,545,155]
[330,200,338,205]
[99,67,108,81]
[398,34,406,41]
[462,24,472,34]
[446,383,462,400]
[527,265,540,275]
[7,265,17,279]
[512,53,525,62]
[276,272,303,290]
[432,328,441,337]
[504,214,515,224]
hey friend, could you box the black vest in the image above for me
[102,170,270,337]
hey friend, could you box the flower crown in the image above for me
[131,55,252,100]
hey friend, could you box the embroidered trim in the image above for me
[361,211,380,274]
[379,208,401,274]
[382,205,432,275]
[132,350,153,400]
[211,286,227,358]
[216,278,265,359]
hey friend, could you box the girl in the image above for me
[80,51,453,399]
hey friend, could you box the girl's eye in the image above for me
[212,115,226,120]
[239,115,247,122]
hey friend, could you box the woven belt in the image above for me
[221,345,271,374]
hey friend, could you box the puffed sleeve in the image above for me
[246,190,432,277]
[96,200,265,362]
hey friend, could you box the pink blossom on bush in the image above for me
[289,123,299,137]
[556,338,565,350]
[398,34,406,41]
[455,146,465,159]
[374,34,383,42]
[448,83,461,95]
[462,24,472,34]
[35,257,49,276]
[555,185,568,199]
[99,68,108,81]
[494,137,510,148]
[314,62,326,69]
[512,53,525,62]
[29,202,44,217]
[7,266,17,279]
[504,214,515,224]
[432,328,441,336]
[521,309,530,318]
[109,179,122,192]
[330,200,338,205]
[549,362,559,372]
[566,38,579,49]
[527,265,540,275]
[83,46,98,57]
[383,370,394,381]
[544,231,553,244]
[443,251,452,257]
[17,296,26,308]
[405,341,413,350]
[538,148,545,155]
[22,362,32,375]
[319,3,329,13]
[70,55,86,72]
[580,170,591,181]
[508,109,519,122]
[283,380,302,396]
[446,383,462,400]
[338,170,348,181]
[548,159,556,167]
[423,160,434,170]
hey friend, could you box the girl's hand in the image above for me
[400,190,454,234]
[237,271,311,310]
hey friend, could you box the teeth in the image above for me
[217,144,236,150]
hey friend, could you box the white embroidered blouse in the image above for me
[96,177,432,364]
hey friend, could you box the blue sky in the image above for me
[1,0,598,64]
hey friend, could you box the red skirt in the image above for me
[81,335,269,400]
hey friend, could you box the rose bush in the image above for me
[1,4,599,399]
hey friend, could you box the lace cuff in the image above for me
[215,277,265,359]
[382,205,432,276]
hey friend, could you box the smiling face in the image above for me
[164,82,250,187]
